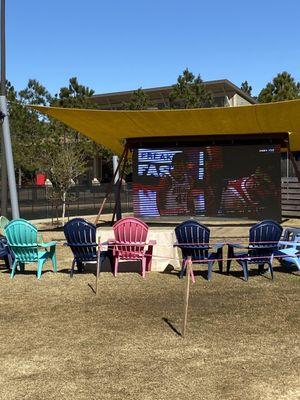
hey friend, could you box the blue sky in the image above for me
[7,0,300,96]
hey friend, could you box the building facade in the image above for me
[91,79,256,110]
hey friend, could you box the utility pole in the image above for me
[0,0,6,215]
[1,133,7,215]
[0,0,19,218]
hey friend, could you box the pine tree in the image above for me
[123,88,153,110]
[169,69,213,109]
[240,81,252,96]
[258,72,300,103]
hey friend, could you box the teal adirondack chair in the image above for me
[4,219,57,279]
[0,216,9,235]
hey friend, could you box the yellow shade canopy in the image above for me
[29,99,300,155]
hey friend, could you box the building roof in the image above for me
[30,99,300,155]
[91,79,257,106]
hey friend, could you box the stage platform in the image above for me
[97,222,259,272]
[98,226,181,272]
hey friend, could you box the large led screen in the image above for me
[132,145,281,220]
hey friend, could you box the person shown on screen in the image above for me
[221,164,278,217]
[156,152,195,216]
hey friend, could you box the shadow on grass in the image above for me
[88,283,96,294]
[162,317,182,337]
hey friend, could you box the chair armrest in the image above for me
[227,243,248,249]
[64,242,97,247]
[38,241,56,248]
[212,243,225,251]
[278,240,300,248]
[173,242,211,249]
[107,239,116,245]
[275,247,299,257]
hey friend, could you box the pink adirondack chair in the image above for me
[110,217,156,278]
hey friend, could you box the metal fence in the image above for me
[4,183,133,222]
[2,179,300,221]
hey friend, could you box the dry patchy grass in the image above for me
[0,229,299,400]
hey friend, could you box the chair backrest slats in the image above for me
[64,218,97,262]
[175,220,210,261]
[113,217,148,259]
[248,220,282,260]
[5,219,39,262]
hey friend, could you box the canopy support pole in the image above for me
[111,145,129,224]
[94,145,127,225]
[0,0,19,219]
[288,141,300,183]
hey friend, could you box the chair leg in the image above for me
[227,247,234,274]
[10,259,18,279]
[19,262,25,273]
[51,253,57,273]
[77,261,83,272]
[218,260,223,274]
[268,261,274,280]
[241,261,248,281]
[145,246,154,271]
[98,252,106,277]
[207,261,213,281]
[142,258,146,278]
[8,251,15,269]
[114,257,119,277]
[179,259,187,279]
[217,248,223,273]
[70,259,76,278]
[37,259,45,279]
[258,263,265,274]
[107,250,114,274]
[294,258,300,271]
[4,255,11,270]
[226,259,232,274]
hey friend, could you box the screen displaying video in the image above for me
[132,145,281,220]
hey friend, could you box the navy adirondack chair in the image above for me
[227,220,283,281]
[0,235,14,270]
[64,218,107,277]
[174,220,223,281]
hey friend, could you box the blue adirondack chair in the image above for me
[227,220,283,281]
[0,235,14,270]
[274,227,300,271]
[174,220,223,281]
[4,219,57,279]
[63,218,108,277]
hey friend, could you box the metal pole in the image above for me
[286,149,289,201]
[0,0,7,216]
[112,155,121,222]
[112,147,129,223]
[94,147,127,225]
[1,134,7,214]
[112,155,119,183]
[0,0,19,218]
